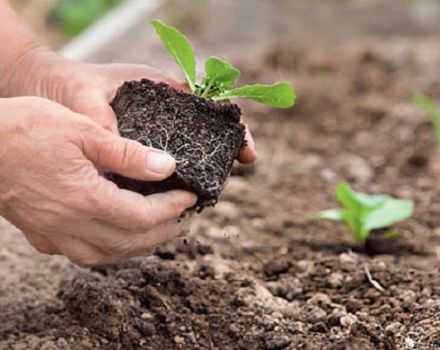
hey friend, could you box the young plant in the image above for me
[413,93,440,153]
[316,182,414,245]
[151,19,296,108]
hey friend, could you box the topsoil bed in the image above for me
[2,41,440,350]
[107,79,246,211]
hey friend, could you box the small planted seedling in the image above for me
[316,182,414,246]
[413,93,440,153]
[108,20,296,211]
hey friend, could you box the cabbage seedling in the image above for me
[151,19,296,108]
[413,93,440,153]
[316,182,414,245]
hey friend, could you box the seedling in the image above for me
[316,182,414,245]
[151,19,296,108]
[413,93,440,153]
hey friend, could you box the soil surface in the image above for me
[2,41,440,350]
[108,79,245,211]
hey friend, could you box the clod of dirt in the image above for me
[107,79,246,211]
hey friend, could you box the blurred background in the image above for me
[11,0,440,53]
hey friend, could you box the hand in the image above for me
[55,61,258,164]
[11,49,257,164]
[0,97,197,267]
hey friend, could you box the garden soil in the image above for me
[108,79,245,211]
[2,41,440,349]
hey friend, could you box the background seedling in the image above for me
[316,181,414,245]
[413,93,440,153]
[151,19,296,108]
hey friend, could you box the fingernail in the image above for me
[147,150,175,174]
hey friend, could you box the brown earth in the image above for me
[1,41,440,349]
[108,79,245,211]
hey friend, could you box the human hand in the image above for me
[55,61,257,164]
[8,49,256,164]
[0,97,197,267]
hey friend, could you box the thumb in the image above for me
[70,91,120,134]
[82,125,176,181]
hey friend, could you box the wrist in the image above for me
[0,45,84,104]
[0,44,51,97]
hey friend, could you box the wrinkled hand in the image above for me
[0,97,196,267]
[42,57,257,164]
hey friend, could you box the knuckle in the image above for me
[101,121,117,133]
[70,179,116,215]
[75,118,99,136]
[168,193,189,215]
[92,181,118,214]
[33,211,65,232]
[118,139,132,166]
[117,139,142,169]
[138,199,157,229]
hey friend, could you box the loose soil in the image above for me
[2,41,440,350]
[107,79,245,211]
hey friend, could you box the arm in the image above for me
[0,0,52,98]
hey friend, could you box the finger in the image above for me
[50,235,110,267]
[116,218,191,259]
[24,232,60,255]
[237,124,257,164]
[89,178,197,231]
[72,90,119,134]
[70,217,190,257]
[81,125,176,181]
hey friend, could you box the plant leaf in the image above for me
[203,56,240,90]
[151,19,196,91]
[213,82,296,108]
[364,198,414,233]
[315,209,343,221]
[413,93,440,152]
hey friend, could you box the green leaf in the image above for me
[151,19,196,91]
[364,198,414,233]
[335,182,362,210]
[315,209,343,221]
[213,82,296,108]
[413,93,440,153]
[197,57,241,98]
[203,57,240,89]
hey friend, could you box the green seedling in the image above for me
[413,93,440,153]
[151,19,296,108]
[316,182,414,245]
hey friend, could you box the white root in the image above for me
[364,264,385,293]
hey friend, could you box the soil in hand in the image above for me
[107,79,246,211]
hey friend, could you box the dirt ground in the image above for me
[2,38,440,349]
[2,1,440,349]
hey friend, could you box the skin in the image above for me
[0,0,256,266]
